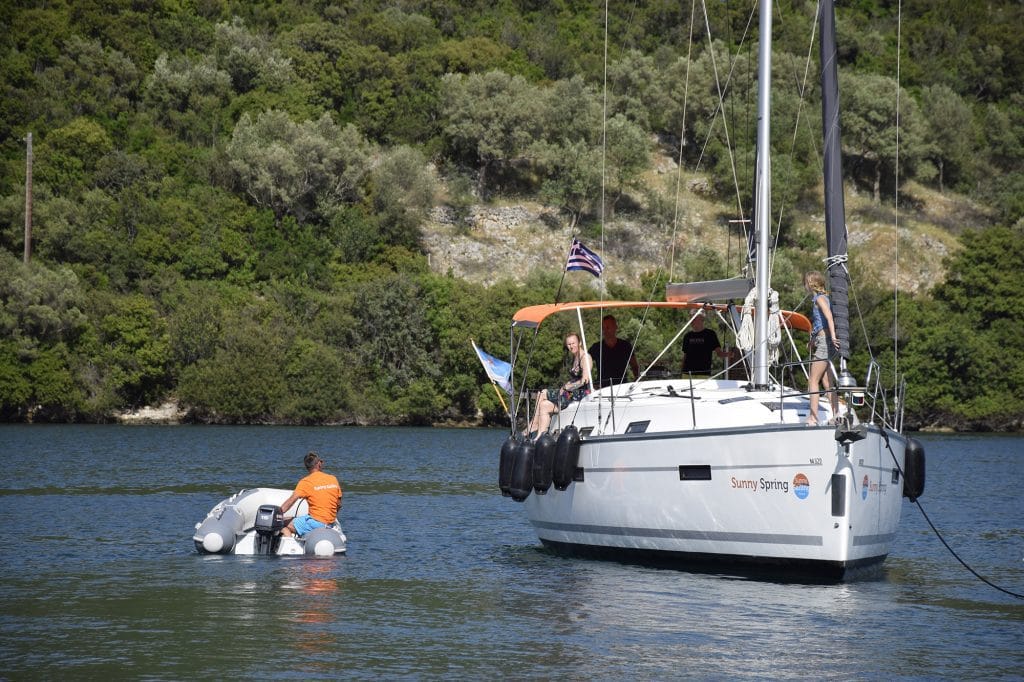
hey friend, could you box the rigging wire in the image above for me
[893,0,902,381]
[600,0,609,278]
[599,0,610,428]
[768,0,822,287]
[668,0,699,282]
[672,2,756,282]
[700,0,749,242]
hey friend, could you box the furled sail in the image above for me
[819,0,851,359]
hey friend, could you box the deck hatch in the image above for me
[762,400,807,412]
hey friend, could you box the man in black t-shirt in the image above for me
[588,315,640,387]
[682,311,729,373]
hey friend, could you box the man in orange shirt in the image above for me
[280,451,342,537]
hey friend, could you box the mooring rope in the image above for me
[880,431,1024,600]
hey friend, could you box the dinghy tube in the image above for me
[304,526,346,557]
[195,506,244,554]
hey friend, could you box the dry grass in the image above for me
[422,157,985,297]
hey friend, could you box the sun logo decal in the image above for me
[793,473,809,500]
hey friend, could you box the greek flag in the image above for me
[565,238,604,277]
[472,341,512,394]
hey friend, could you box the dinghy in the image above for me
[193,488,346,557]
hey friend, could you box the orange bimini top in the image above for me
[511,300,811,333]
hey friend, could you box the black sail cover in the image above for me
[819,0,850,358]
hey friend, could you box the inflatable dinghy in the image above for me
[193,488,346,556]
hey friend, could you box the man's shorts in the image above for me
[293,514,327,536]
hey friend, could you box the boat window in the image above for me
[831,474,846,516]
[679,465,712,481]
[579,427,594,438]
[625,420,650,433]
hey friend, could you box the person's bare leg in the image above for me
[824,373,838,419]
[808,359,825,424]
[535,403,558,435]
[527,391,548,434]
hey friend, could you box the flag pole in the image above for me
[553,235,575,304]
[491,382,509,416]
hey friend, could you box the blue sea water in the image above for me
[0,426,1021,679]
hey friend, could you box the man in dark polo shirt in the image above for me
[588,315,640,387]
[682,310,730,373]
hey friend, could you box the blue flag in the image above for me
[472,341,512,394]
[565,238,604,277]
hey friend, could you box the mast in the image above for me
[752,0,772,388]
[819,0,851,362]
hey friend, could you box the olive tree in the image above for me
[226,110,373,223]
[840,71,933,203]
[921,84,976,192]
[441,70,544,194]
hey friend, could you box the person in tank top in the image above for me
[803,271,840,425]
[526,332,592,438]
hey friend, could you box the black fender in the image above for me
[552,425,581,491]
[903,437,926,502]
[532,433,556,494]
[498,435,518,497]
[509,439,535,502]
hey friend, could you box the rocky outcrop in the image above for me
[116,401,185,424]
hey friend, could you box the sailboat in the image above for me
[495,0,925,580]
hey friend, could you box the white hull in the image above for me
[525,380,906,577]
[194,488,347,557]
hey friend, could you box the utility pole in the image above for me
[24,131,33,263]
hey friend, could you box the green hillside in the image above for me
[1,1,1023,430]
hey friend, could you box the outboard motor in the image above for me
[509,438,535,502]
[903,438,926,502]
[552,425,581,491]
[499,435,518,497]
[532,432,556,494]
[254,504,285,555]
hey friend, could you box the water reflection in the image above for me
[289,560,341,627]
